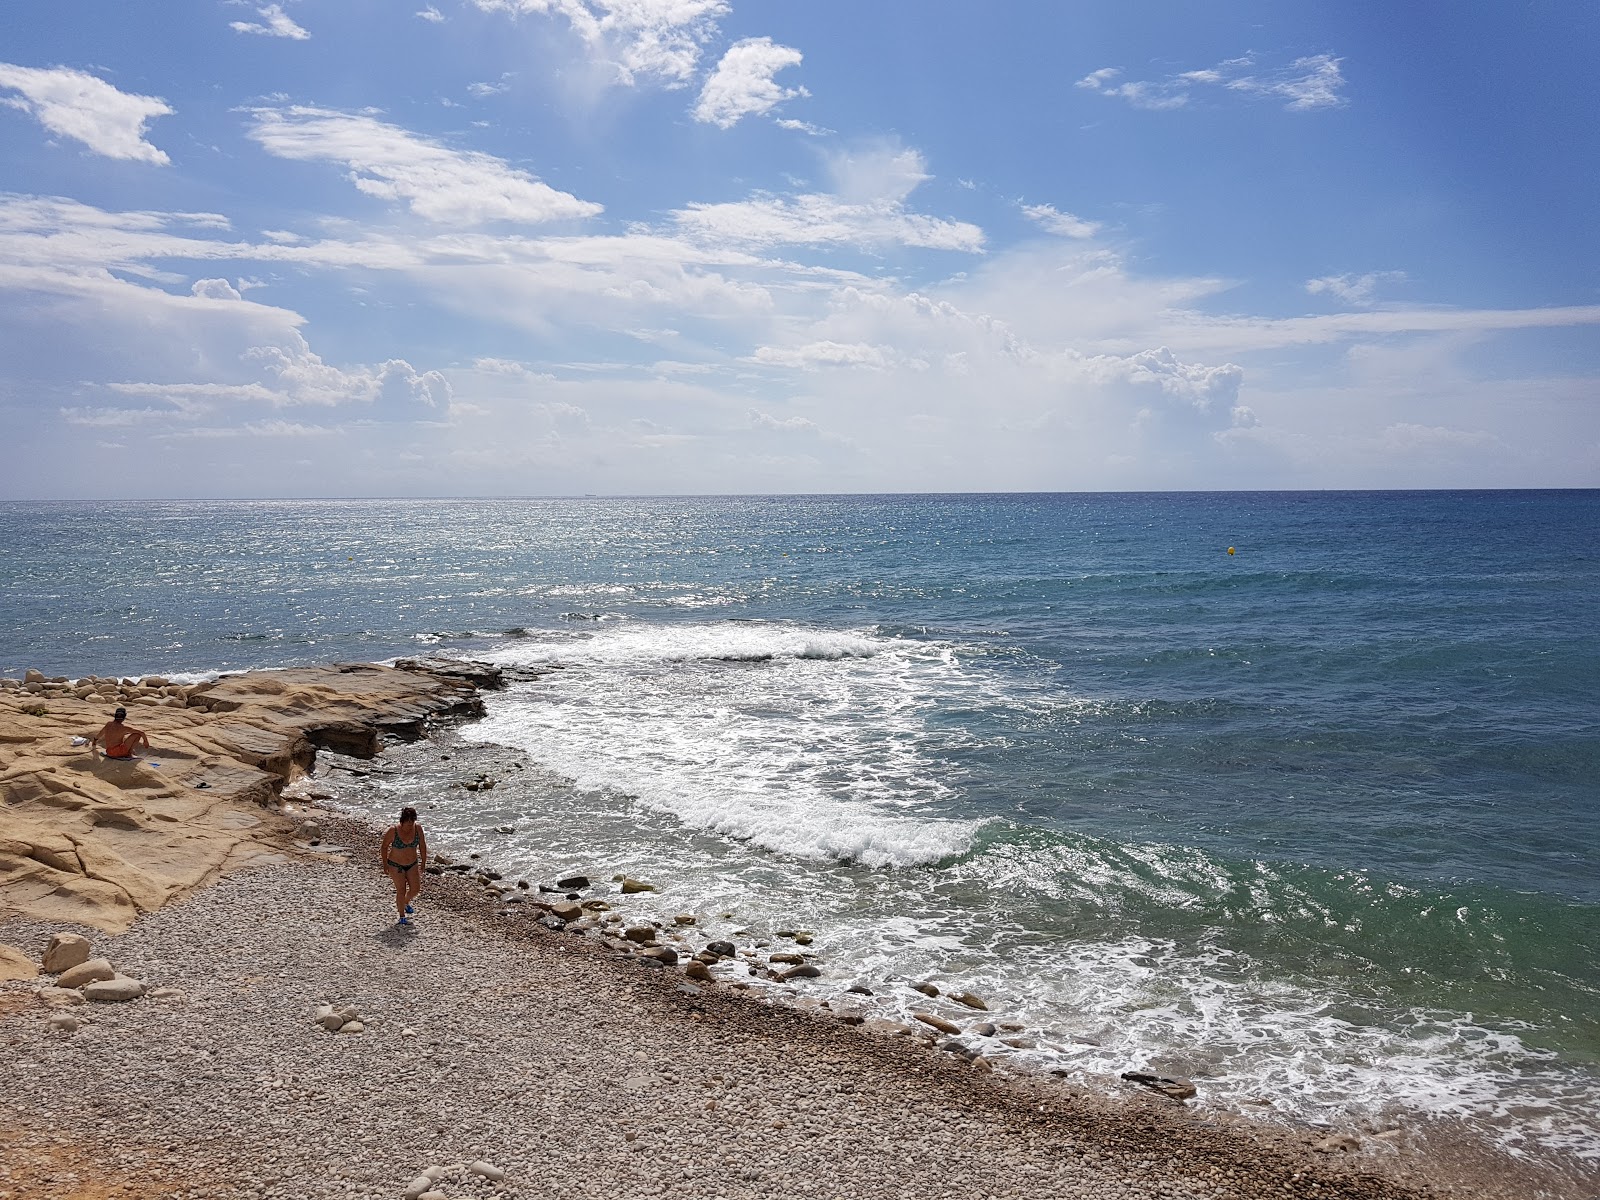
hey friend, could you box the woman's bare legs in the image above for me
[387,866,409,922]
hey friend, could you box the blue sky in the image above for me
[2,0,1596,497]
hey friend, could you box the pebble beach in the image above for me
[1,820,1462,1200]
[0,661,1581,1200]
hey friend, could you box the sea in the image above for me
[2,492,1596,1181]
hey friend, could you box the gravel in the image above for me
[0,819,1490,1200]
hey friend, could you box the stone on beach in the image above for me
[41,932,92,973]
[82,974,148,1001]
[619,876,656,894]
[56,957,116,989]
[912,1012,961,1035]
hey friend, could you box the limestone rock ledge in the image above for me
[0,659,497,933]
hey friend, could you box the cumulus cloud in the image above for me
[1022,203,1100,239]
[1081,346,1244,412]
[245,333,451,412]
[1078,52,1347,112]
[229,4,311,39]
[467,0,728,86]
[0,64,173,163]
[246,106,602,225]
[694,37,806,129]
[1306,271,1406,306]
[191,277,244,301]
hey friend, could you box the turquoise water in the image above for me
[2,492,1597,1170]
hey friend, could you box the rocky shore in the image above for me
[0,662,1568,1199]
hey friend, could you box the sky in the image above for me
[1,1,1597,498]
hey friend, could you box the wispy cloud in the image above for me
[673,143,983,252]
[416,6,444,22]
[467,0,729,87]
[0,64,173,163]
[1078,52,1347,112]
[1022,203,1100,239]
[246,106,603,225]
[1306,270,1406,306]
[229,3,311,40]
[694,37,806,129]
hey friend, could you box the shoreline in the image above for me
[0,661,1581,1199]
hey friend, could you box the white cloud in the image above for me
[1078,52,1347,113]
[748,341,893,370]
[417,5,445,21]
[467,0,728,87]
[246,106,603,225]
[191,277,244,301]
[1306,271,1406,306]
[672,144,983,252]
[775,118,830,136]
[694,37,806,129]
[750,408,819,433]
[1022,203,1100,239]
[229,4,311,39]
[1232,54,1346,111]
[0,64,172,163]
[245,333,451,412]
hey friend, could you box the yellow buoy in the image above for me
[1227,546,1235,555]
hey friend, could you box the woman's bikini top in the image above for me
[390,825,421,852]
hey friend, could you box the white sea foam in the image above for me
[431,617,1600,1172]
[464,620,980,867]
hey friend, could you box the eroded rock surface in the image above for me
[0,662,490,931]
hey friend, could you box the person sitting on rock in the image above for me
[88,707,151,760]
[379,805,428,927]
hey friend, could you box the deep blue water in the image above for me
[3,491,1597,1170]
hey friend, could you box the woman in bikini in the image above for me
[379,806,427,927]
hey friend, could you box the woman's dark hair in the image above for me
[400,806,418,823]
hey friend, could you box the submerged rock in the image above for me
[1120,1072,1197,1101]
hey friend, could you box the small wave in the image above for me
[488,620,885,670]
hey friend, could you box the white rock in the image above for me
[41,933,92,974]
[338,1020,365,1034]
[315,1004,345,1032]
[402,1176,434,1199]
[37,986,85,1007]
[468,1160,506,1181]
[82,975,147,1002]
